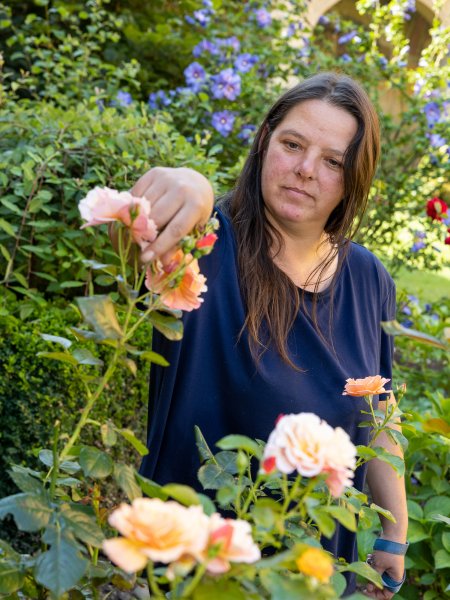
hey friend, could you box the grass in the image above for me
[393,266,450,303]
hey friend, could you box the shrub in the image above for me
[0,294,151,500]
[0,101,221,296]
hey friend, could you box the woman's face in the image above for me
[260,99,358,237]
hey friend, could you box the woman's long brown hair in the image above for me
[229,72,380,369]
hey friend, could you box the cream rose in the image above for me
[103,498,209,573]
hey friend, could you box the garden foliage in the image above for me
[0,0,449,598]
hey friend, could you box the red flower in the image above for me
[262,456,276,474]
[426,197,448,221]
[445,236,450,245]
[196,233,218,251]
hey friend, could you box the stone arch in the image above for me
[306,0,448,28]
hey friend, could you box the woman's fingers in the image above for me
[134,167,214,263]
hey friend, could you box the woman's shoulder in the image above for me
[345,241,395,294]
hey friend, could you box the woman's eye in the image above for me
[285,141,300,150]
[327,158,342,168]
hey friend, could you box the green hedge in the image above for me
[0,296,152,498]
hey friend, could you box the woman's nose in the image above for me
[295,154,316,179]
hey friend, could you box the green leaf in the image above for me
[331,572,348,597]
[324,506,357,532]
[137,350,170,366]
[0,560,25,594]
[40,333,72,349]
[381,320,450,350]
[0,493,52,531]
[72,348,103,366]
[215,434,262,457]
[116,428,148,456]
[148,311,183,341]
[77,295,123,340]
[195,426,215,462]
[215,451,239,474]
[35,524,88,596]
[38,450,80,474]
[407,500,423,521]
[60,503,104,548]
[198,464,235,490]
[340,561,383,587]
[306,505,336,538]
[197,493,216,516]
[356,445,377,459]
[135,474,168,500]
[442,532,450,553]
[79,447,113,479]
[435,549,450,570]
[114,463,142,501]
[369,502,396,522]
[193,579,247,600]
[407,521,429,543]
[260,571,310,599]
[424,496,450,520]
[161,484,201,507]
[101,422,118,447]
[8,465,43,494]
[37,351,78,365]
[371,446,405,477]
[423,418,450,437]
[0,218,17,236]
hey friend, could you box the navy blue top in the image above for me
[140,208,395,593]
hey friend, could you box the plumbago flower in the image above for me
[261,413,356,497]
[79,187,157,250]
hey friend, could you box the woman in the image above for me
[126,72,407,598]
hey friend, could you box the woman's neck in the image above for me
[270,228,338,292]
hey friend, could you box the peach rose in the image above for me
[261,413,356,497]
[296,547,334,583]
[204,513,261,574]
[145,250,207,311]
[79,186,157,249]
[343,375,390,397]
[102,498,209,573]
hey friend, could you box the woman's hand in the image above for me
[132,167,214,265]
[364,552,405,599]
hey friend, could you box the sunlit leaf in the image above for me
[0,493,52,531]
[161,484,201,506]
[114,463,141,501]
[79,447,113,479]
[116,428,148,456]
[40,334,72,349]
[215,434,262,457]
[148,311,183,341]
[77,295,123,340]
[381,320,449,350]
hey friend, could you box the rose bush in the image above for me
[0,189,407,598]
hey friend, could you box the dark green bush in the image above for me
[0,295,152,499]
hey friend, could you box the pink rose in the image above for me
[204,513,261,574]
[145,250,207,311]
[261,413,356,497]
[102,498,209,573]
[79,186,157,249]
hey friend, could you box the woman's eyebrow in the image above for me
[278,129,345,156]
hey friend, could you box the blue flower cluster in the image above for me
[423,99,449,150]
[145,4,272,140]
[410,230,426,253]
